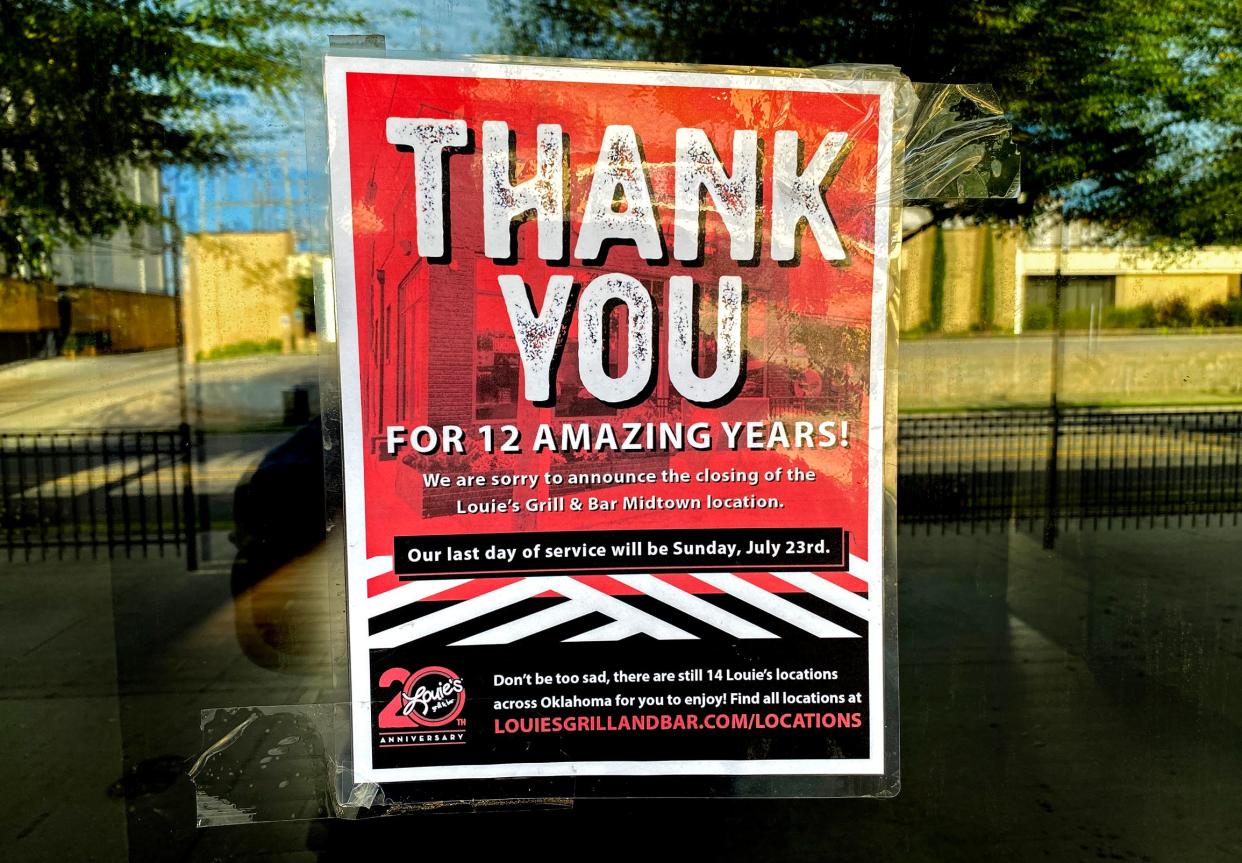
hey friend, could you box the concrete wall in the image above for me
[0,278,176,358]
[1115,273,1236,307]
[182,231,299,358]
[900,225,1019,332]
[899,230,931,332]
[50,167,165,294]
[0,278,58,332]
[903,226,1242,334]
[70,287,178,351]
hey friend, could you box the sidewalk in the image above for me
[0,545,340,860]
[2,524,1239,861]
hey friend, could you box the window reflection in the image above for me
[1,0,1241,859]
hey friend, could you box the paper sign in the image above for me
[324,56,896,786]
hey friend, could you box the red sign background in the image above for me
[340,69,882,571]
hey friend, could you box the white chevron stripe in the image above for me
[609,573,778,638]
[363,555,395,579]
[370,575,700,647]
[770,571,872,621]
[691,573,860,638]
[365,563,873,645]
[451,600,596,646]
[565,620,644,641]
[453,577,696,645]
[366,578,469,617]
[847,554,874,584]
[369,578,555,648]
[562,604,696,642]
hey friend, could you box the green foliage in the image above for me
[195,338,283,362]
[1101,303,1157,329]
[493,0,1242,247]
[1195,300,1232,327]
[1195,299,1242,327]
[900,320,938,338]
[978,231,996,327]
[787,315,869,372]
[0,0,362,276]
[967,294,1242,333]
[929,228,946,331]
[1024,298,1240,331]
[1153,296,1194,327]
[1023,304,1054,331]
[63,331,110,353]
[1058,307,1089,329]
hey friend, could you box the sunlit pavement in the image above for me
[2,522,1239,861]
[900,333,1242,409]
[0,351,320,430]
[5,337,1241,431]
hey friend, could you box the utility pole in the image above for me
[1043,220,1068,549]
[169,197,190,430]
[168,196,199,570]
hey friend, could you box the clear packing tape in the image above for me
[806,63,1021,202]
[193,705,573,825]
[192,55,1018,826]
[901,81,1021,200]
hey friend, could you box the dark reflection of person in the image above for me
[230,417,327,670]
[55,287,72,353]
[135,420,334,848]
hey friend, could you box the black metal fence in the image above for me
[0,425,197,565]
[1,409,1239,567]
[899,408,1242,533]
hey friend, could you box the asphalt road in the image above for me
[0,349,320,430]
[900,332,1242,408]
[3,332,1239,431]
[903,331,1242,357]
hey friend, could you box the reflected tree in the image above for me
[493,0,1242,247]
[0,0,363,276]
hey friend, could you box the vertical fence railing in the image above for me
[897,409,1050,532]
[2,411,1239,562]
[0,429,196,565]
[898,408,1242,533]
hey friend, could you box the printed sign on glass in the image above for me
[324,56,897,784]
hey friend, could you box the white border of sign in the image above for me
[323,55,895,784]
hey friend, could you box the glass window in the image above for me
[3,1,1240,859]
[1025,275,1116,312]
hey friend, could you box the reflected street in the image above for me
[4,519,1240,860]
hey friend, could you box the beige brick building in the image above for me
[181,231,303,358]
[900,222,1242,333]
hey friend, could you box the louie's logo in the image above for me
[377,666,466,729]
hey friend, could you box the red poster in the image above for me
[325,55,897,791]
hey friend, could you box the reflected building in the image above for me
[901,219,1242,334]
[0,166,173,365]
